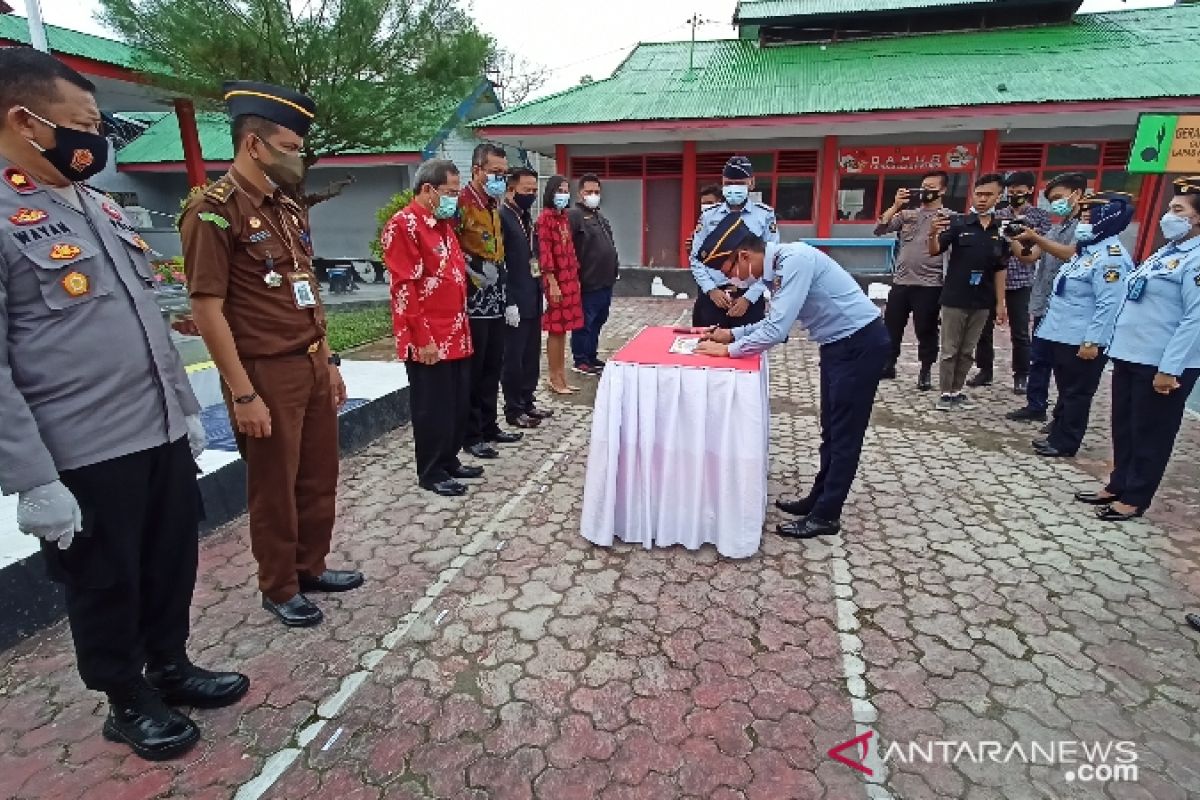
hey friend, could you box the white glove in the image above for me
[185,414,207,458]
[17,481,83,550]
[505,305,521,328]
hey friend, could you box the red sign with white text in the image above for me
[838,144,979,174]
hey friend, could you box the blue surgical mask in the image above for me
[1050,198,1074,217]
[434,193,458,219]
[723,185,749,206]
[1160,212,1193,242]
[553,192,571,210]
[1073,222,1093,242]
[484,174,507,199]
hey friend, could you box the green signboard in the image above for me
[1128,113,1200,174]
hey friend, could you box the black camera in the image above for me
[909,188,940,204]
[1003,217,1031,237]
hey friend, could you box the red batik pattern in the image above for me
[537,208,584,334]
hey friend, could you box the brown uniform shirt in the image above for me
[179,166,326,358]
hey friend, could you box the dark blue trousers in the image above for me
[804,318,891,521]
[571,287,613,367]
[1026,327,1055,413]
[1105,359,1200,510]
[1045,342,1107,455]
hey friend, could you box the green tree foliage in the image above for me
[370,188,414,260]
[98,0,492,166]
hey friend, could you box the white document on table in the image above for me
[668,336,700,355]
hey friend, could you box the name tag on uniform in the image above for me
[969,271,983,286]
[289,272,317,308]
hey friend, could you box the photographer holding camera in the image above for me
[875,170,951,390]
[966,172,1051,394]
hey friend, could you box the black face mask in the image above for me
[916,189,942,204]
[1009,192,1030,207]
[514,192,537,211]
[23,107,108,182]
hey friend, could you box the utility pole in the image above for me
[686,13,712,73]
[24,0,49,52]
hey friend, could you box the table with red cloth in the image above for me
[581,326,770,559]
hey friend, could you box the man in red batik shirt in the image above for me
[382,159,481,497]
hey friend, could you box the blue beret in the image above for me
[224,80,316,136]
[697,214,752,266]
[723,155,753,180]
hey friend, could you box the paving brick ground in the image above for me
[1,297,1198,800]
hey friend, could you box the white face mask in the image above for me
[583,194,601,210]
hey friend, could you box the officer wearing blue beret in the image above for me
[1028,191,1134,458]
[697,225,889,539]
[689,155,779,328]
[1074,176,1200,521]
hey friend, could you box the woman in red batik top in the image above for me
[537,175,584,394]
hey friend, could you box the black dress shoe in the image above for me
[103,682,200,762]
[775,497,814,517]
[489,430,524,444]
[299,569,365,593]
[146,659,250,709]
[422,478,468,496]
[1096,504,1145,522]
[465,443,500,459]
[776,516,841,539]
[505,414,541,429]
[262,594,323,627]
[526,406,554,420]
[1074,490,1118,505]
[1186,613,1200,633]
[1006,406,1047,422]
[917,366,933,391]
[1039,422,1054,435]
[449,464,484,479]
[1013,376,1028,394]
[1031,438,1051,450]
[880,361,897,380]
[1033,443,1075,458]
[965,371,993,388]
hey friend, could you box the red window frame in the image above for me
[994,140,1142,199]
[693,149,820,223]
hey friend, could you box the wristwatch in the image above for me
[328,353,342,367]
[1082,342,1097,349]
[233,392,258,405]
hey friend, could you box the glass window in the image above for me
[752,177,774,207]
[881,176,916,212]
[1046,143,1101,167]
[838,176,879,221]
[776,176,815,222]
[749,153,775,174]
[1100,170,1143,199]
[943,173,972,213]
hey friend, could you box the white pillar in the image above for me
[23,0,49,52]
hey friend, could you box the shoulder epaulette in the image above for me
[203,176,237,205]
[755,201,775,212]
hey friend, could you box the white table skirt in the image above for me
[581,359,770,559]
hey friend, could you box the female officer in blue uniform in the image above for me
[1075,177,1200,521]
[1029,192,1134,458]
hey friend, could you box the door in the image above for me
[644,178,683,267]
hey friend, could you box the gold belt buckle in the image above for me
[307,341,320,354]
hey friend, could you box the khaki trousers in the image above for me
[939,307,991,394]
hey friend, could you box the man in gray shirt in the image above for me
[875,170,951,391]
[0,50,246,761]
[1005,172,1088,422]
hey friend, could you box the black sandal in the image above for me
[1096,504,1145,522]
[1074,490,1118,505]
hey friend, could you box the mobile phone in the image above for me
[672,326,698,334]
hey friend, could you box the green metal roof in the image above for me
[734,0,992,22]
[478,6,1200,129]
[0,14,150,70]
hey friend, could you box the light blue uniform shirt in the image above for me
[690,200,779,303]
[1036,236,1132,348]
[1108,236,1200,375]
[729,242,880,356]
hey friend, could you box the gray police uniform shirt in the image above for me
[1029,218,1079,319]
[1108,236,1200,376]
[729,242,881,356]
[1035,237,1132,348]
[0,158,199,495]
[690,201,779,302]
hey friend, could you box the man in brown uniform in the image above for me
[180,81,363,628]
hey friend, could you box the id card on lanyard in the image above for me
[289,272,318,308]
[1127,245,1177,302]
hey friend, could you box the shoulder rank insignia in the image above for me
[1107,244,1122,256]
[61,271,89,297]
[769,220,778,234]
[3,167,37,194]
[202,177,236,204]
[1166,258,1180,271]
[50,243,82,260]
[10,208,48,225]
[1103,269,1121,283]
[1195,272,1200,287]
[132,234,151,251]
[197,212,230,229]
[101,203,123,221]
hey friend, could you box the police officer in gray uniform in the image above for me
[690,155,780,328]
[0,49,247,761]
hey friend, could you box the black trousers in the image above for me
[1045,343,1108,455]
[975,286,1032,377]
[1026,326,1055,414]
[801,319,891,521]
[466,316,506,446]
[43,438,199,692]
[502,314,542,418]
[1105,360,1200,510]
[406,357,470,486]
[692,288,767,329]
[882,284,941,367]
